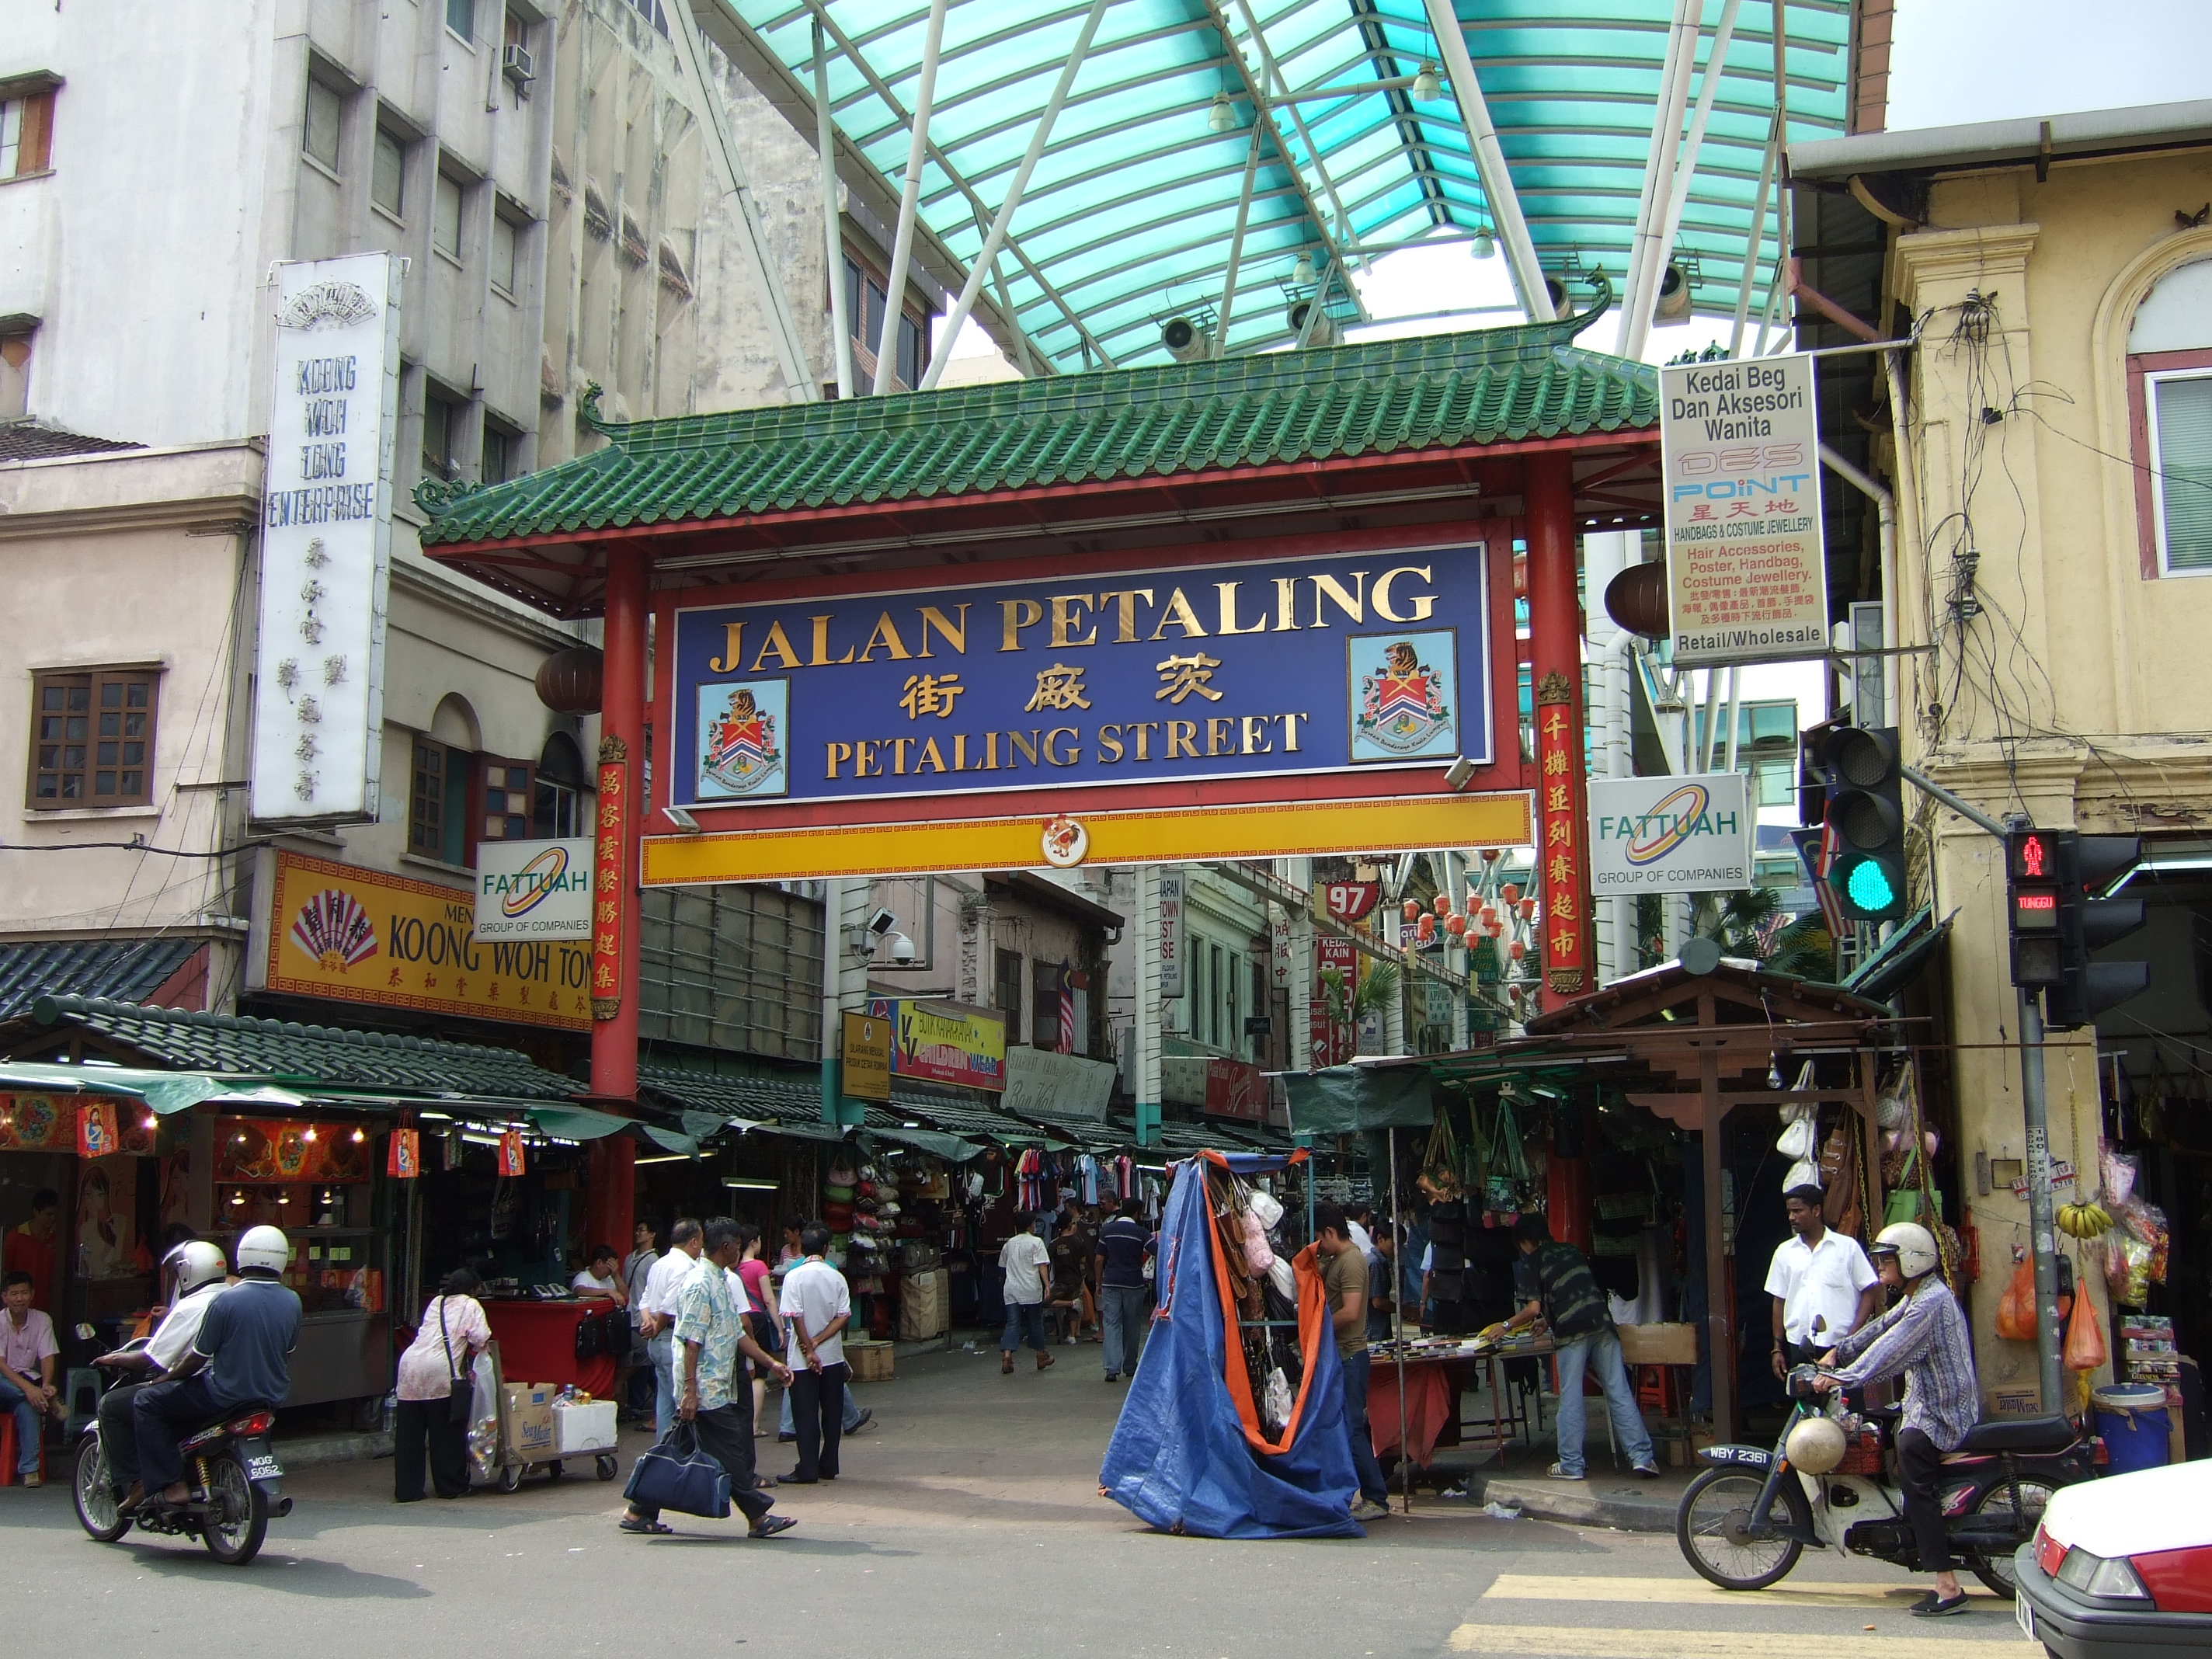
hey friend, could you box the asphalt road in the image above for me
[1,1346,2038,1658]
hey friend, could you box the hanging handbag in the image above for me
[439,1299,474,1426]
[621,1421,732,1518]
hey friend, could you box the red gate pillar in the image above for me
[1525,454,1592,1011]
[590,543,648,1101]
[584,1138,635,1265]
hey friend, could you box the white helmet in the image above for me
[1785,1415,1847,1475]
[235,1225,291,1276]
[1871,1220,1939,1281]
[164,1240,228,1298]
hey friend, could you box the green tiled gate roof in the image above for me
[419,318,1657,549]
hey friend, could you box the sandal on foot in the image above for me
[618,1515,673,1535]
[749,1515,798,1539]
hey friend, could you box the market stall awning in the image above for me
[529,1104,701,1156]
[0,1060,310,1116]
[1282,1059,1438,1134]
[1844,905,1951,1003]
[721,0,1848,371]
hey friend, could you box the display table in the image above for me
[1365,1336,1555,1466]
[482,1299,618,1395]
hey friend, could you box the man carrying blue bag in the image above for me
[621,1217,798,1539]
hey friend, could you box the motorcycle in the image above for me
[1675,1364,2096,1600]
[72,1347,292,1567]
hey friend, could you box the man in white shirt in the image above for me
[636,1218,703,1439]
[777,1224,852,1485]
[1,1268,62,1484]
[572,1242,625,1300]
[89,1240,229,1508]
[998,1214,1056,1376]
[1766,1184,1881,1376]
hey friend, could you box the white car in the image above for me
[2015,1459,2212,1657]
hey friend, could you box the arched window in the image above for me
[532,730,590,838]
[409,694,480,864]
[2128,258,2212,576]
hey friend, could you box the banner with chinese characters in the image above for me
[263,850,591,1030]
[669,544,1494,811]
[1660,353,1827,666]
[590,736,629,1019]
[1534,676,1589,997]
[251,252,404,823]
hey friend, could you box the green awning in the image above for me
[1284,1062,1438,1135]
[1845,906,1950,1003]
[864,1125,984,1163]
[527,1104,699,1158]
[0,1062,310,1116]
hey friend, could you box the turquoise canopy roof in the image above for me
[726,0,1849,370]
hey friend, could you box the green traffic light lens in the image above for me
[1831,854,1903,917]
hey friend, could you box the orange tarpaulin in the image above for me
[1365,1358,1454,1466]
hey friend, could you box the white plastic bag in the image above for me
[1782,1159,1823,1192]
[1261,1366,1294,1433]
[1776,1118,1816,1160]
[1266,1256,1296,1302]
[1247,1189,1285,1229]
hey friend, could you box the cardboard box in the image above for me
[847,1339,895,1382]
[502,1383,556,1459]
[553,1398,617,1455]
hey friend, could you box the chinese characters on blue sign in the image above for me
[669,546,1492,809]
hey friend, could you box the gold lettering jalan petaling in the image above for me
[1042,727,1080,766]
[1000,598,1044,652]
[916,604,969,658]
[708,622,745,673]
[752,620,802,671]
[1097,590,1153,642]
[1372,565,1437,624]
[1049,594,1097,647]
[1311,571,1366,627]
[810,614,856,666]
[1216,582,1267,635]
[1148,588,1208,640]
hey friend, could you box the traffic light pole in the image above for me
[1902,769,2069,1410]
[2015,986,2067,1415]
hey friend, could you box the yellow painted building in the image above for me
[1795,102,2212,1417]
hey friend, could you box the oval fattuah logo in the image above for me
[1623,783,1710,867]
[501,845,572,916]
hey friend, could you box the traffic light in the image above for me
[1819,726,1908,922]
[2006,826,2064,988]
[2043,833,2148,1030]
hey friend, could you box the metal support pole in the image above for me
[2017,989,2066,1414]
[1617,0,1702,356]
[672,0,819,401]
[1295,257,1337,348]
[875,0,947,395]
[1723,665,1742,773]
[1821,440,1898,724]
[815,19,855,399]
[1212,126,1264,358]
[1424,0,1553,322]
[1730,130,1779,357]
[919,0,1109,391]
[1632,0,1745,362]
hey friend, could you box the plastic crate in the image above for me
[1838,1431,1884,1475]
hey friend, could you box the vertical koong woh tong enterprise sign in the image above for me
[252,254,403,823]
[1659,353,1827,666]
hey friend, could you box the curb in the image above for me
[1466,1471,1679,1533]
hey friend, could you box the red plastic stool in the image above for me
[0,1414,44,1486]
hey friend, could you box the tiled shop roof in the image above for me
[0,939,202,1022]
[419,316,1655,547]
[16,996,579,1100]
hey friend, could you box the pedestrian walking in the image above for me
[735,1223,778,1434]
[1316,1206,1391,1520]
[637,1218,703,1439]
[778,1223,852,1485]
[392,1268,492,1502]
[1094,1199,1151,1382]
[620,1221,659,1424]
[1491,1213,1659,1481]
[998,1216,1054,1374]
[619,1219,795,1539]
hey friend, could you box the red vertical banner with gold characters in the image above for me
[592,735,628,1021]
[1534,672,1588,1000]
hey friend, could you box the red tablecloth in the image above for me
[1365,1358,1455,1466]
[482,1299,619,1395]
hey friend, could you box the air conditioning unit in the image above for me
[502,43,535,89]
[1285,299,1337,348]
[1160,315,1212,363]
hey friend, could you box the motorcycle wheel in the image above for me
[72,1438,130,1543]
[1677,1467,1810,1591]
[1963,1476,2058,1600]
[200,1456,270,1566]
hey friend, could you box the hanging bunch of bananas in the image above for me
[2057,1198,2113,1239]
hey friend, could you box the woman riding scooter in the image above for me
[1811,1220,1978,1617]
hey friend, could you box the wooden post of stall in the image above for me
[1525,453,1592,1010]
[1699,1029,1734,1443]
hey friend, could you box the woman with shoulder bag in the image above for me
[394,1268,493,1502]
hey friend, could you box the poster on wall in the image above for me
[214,1118,374,1184]
[251,252,404,823]
[1660,353,1828,666]
[0,1096,154,1156]
[263,850,591,1031]
[75,1155,151,1283]
[865,998,1007,1092]
[1157,871,1186,999]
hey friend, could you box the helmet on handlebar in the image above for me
[1869,1220,1939,1281]
[1784,1415,1847,1474]
[235,1224,291,1277]
[163,1240,228,1298]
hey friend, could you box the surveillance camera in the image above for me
[664,806,701,833]
[887,931,917,964]
[1444,756,1477,791]
[866,907,898,936]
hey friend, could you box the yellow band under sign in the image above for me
[642,792,1534,885]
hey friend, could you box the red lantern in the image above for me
[1401,899,1423,923]
[1445,913,1467,937]
[1415,913,1436,941]
[1480,904,1497,925]
[1508,940,1526,961]
[1500,882,1521,906]
[1432,892,1452,916]
[1518,897,1537,920]
[1480,847,1501,862]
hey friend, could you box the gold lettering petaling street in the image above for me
[745,566,1441,670]
[822,713,1311,778]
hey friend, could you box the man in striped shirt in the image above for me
[1816,1221,1978,1617]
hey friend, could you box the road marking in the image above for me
[1448,1625,2030,1657]
[1480,1574,1998,1607]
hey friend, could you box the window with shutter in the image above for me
[28,667,158,809]
[2149,371,2212,574]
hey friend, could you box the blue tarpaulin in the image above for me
[1099,1155,1361,1539]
